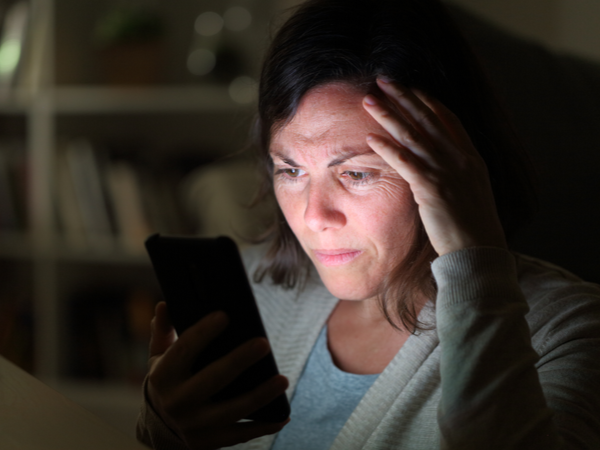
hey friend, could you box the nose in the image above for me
[304,180,346,232]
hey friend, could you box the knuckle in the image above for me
[219,354,256,381]
[402,128,420,145]
[393,86,409,98]
[170,337,195,362]
[418,109,437,127]
[379,109,394,121]
[148,365,165,388]
[237,338,269,364]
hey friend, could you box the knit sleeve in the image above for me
[135,377,192,450]
[432,247,600,449]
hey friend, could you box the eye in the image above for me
[345,171,370,181]
[283,168,302,178]
[274,167,306,180]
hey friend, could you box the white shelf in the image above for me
[0,231,33,259]
[0,85,256,115]
[0,88,33,114]
[53,85,254,114]
[0,232,152,265]
[53,247,151,266]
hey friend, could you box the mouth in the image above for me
[313,249,362,267]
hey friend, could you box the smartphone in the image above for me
[145,233,290,423]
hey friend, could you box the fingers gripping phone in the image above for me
[145,234,290,423]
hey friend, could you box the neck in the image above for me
[327,296,420,374]
[339,296,388,324]
[333,292,428,332]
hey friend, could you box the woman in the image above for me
[137,0,600,449]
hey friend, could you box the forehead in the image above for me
[270,83,386,159]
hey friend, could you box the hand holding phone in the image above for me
[145,302,289,450]
[143,234,291,448]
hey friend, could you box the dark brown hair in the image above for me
[252,0,535,332]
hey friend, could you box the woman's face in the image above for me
[270,83,418,301]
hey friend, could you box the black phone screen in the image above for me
[145,234,290,423]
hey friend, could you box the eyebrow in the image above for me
[328,150,377,167]
[270,149,377,168]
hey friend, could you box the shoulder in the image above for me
[240,242,268,275]
[239,243,337,331]
[239,244,338,367]
[515,252,600,309]
[239,243,299,309]
[240,243,333,307]
[514,252,600,353]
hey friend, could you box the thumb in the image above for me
[149,301,177,358]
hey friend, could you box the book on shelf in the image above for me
[0,149,19,230]
[54,138,194,255]
[0,139,27,233]
[104,160,152,254]
[0,276,33,373]
[55,147,87,249]
[122,160,192,240]
[67,285,156,383]
[0,297,33,373]
[62,139,115,250]
[138,168,188,236]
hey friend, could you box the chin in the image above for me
[316,269,379,301]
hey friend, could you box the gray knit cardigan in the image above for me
[137,247,600,449]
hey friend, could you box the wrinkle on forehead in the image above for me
[270,82,384,163]
[273,82,369,141]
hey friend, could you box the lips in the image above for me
[313,249,362,266]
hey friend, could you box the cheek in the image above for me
[359,179,415,221]
[274,183,303,228]
[273,175,416,244]
[354,181,417,247]
[373,176,413,203]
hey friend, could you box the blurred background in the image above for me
[0,0,599,438]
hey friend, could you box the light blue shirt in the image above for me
[271,326,379,450]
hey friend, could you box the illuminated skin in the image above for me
[143,79,510,446]
[271,81,508,374]
[271,80,507,305]
[270,83,418,303]
[363,79,506,258]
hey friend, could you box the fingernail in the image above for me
[377,75,392,83]
[364,95,377,105]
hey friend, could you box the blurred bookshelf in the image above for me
[0,85,251,113]
[0,89,32,113]
[54,85,246,113]
[0,0,272,436]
